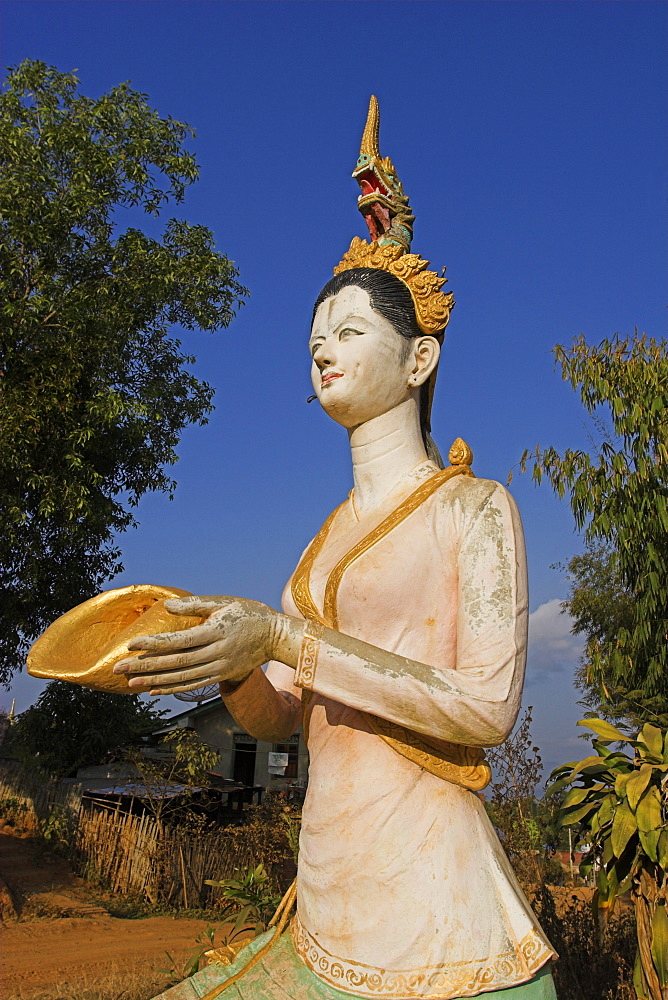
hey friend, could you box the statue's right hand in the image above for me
[112,596,282,696]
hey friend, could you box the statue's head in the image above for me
[310,268,441,452]
[309,99,454,467]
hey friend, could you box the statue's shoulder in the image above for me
[437,471,505,501]
[433,473,519,524]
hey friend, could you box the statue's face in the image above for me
[309,286,415,429]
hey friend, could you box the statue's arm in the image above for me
[116,484,526,748]
[220,660,302,743]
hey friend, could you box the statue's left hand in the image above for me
[113,596,280,695]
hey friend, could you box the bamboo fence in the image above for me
[75,802,291,906]
[0,757,83,825]
[0,759,294,908]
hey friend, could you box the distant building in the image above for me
[153,697,309,792]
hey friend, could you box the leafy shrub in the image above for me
[40,803,73,847]
[205,863,280,932]
[548,719,667,999]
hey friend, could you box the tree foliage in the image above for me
[9,680,166,776]
[525,331,668,999]
[548,719,668,1000]
[521,333,668,707]
[123,728,220,832]
[563,544,667,729]
[0,60,248,681]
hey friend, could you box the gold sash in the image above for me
[291,456,491,792]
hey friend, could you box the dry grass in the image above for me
[3,963,166,1000]
[533,886,637,1000]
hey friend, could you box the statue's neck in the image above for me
[348,398,430,518]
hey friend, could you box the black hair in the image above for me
[312,268,422,344]
[311,268,444,467]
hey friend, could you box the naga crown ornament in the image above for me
[334,96,454,338]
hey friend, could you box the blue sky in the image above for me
[2,1,665,779]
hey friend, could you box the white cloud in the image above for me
[526,598,584,678]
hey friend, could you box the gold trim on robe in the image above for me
[292,915,554,999]
[290,465,491,792]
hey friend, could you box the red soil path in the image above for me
[0,830,216,999]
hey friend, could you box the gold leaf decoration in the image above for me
[448,438,474,468]
[334,237,454,337]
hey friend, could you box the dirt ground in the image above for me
[0,827,622,1000]
[0,830,219,999]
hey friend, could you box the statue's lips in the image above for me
[321,372,344,387]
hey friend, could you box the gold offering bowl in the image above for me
[27,585,205,694]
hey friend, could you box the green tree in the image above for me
[524,332,668,999]
[0,60,248,682]
[10,680,166,776]
[549,720,667,1000]
[562,543,667,730]
[124,728,220,833]
[521,333,668,712]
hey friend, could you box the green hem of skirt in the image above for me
[153,927,557,1000]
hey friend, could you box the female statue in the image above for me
[42,99,559,999]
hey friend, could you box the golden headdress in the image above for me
[333,96,454,339]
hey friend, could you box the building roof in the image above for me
[152,696,226,734]
[84,780,200,799]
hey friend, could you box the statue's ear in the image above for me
[410,336,440,388]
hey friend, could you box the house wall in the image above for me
[164,701,308,791]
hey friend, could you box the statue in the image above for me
[29,98,557,1000]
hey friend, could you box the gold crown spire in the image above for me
[359,94,380,157]
[335,97,454,337]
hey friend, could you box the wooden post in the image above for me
[179,845,189,909]
[568,827,575,881]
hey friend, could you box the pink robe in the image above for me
[226,462,556,999]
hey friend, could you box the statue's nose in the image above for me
[313,341,333,369]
